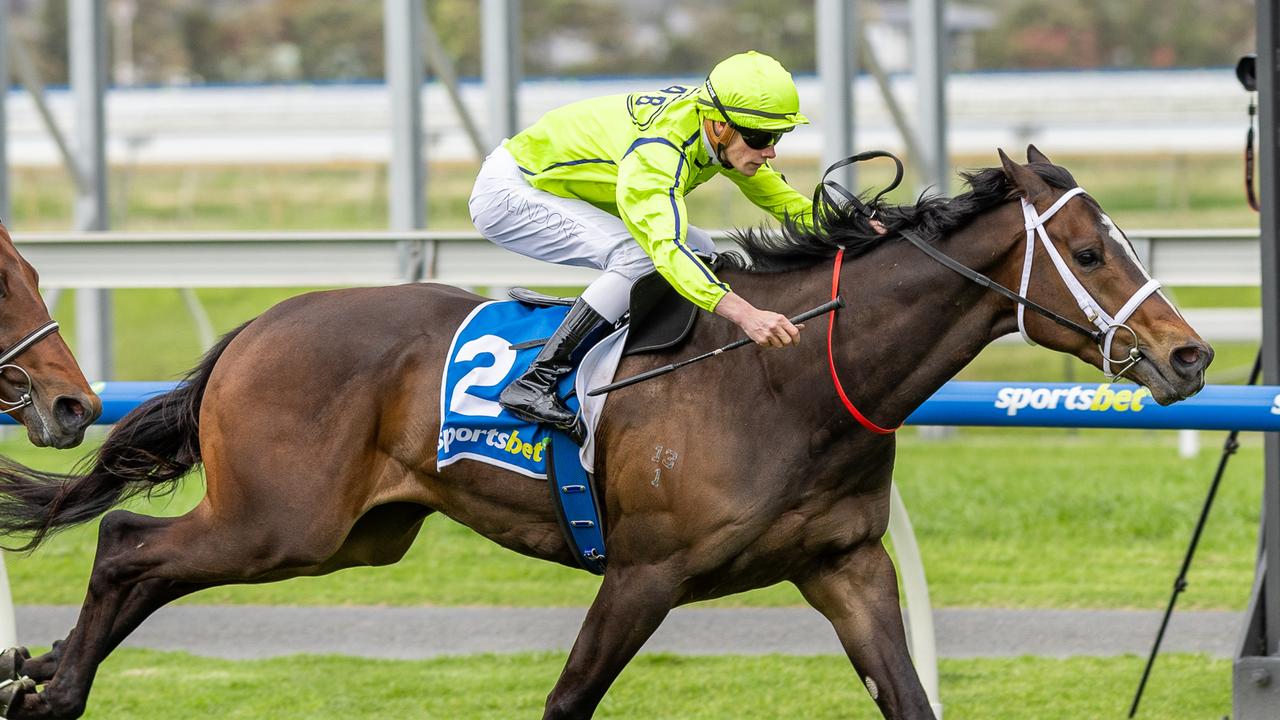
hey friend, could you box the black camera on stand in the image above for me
[1238,54,1257,92]
[1239,54,1259,211]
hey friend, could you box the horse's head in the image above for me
[997,146,1211,404]
[0,224,100,447]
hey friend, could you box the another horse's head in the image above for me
[0,224,100,446]
[998,146,1211,404]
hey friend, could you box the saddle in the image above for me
[507,263,705,358]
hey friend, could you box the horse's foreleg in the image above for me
[18,575,192,687]
[543,565,678,720]
[7,511,193,720]
[794,541,936,720]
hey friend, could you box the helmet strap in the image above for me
[703,119,737,169]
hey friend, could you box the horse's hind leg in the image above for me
[543,564,678,719]
[794,540,936,720]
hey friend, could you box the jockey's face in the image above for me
[712,121,777,176]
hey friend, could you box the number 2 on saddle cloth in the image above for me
[438,298,611,573]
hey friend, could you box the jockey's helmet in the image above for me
[698,51,810,133]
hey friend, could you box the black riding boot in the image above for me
[500,299,606,432]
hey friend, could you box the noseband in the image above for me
[817,153,1160,383]
[0,320,61,414]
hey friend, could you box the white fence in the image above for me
[14,228,1261,341]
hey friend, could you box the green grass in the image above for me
[1,427,1260,610]
[37,648,1225,719]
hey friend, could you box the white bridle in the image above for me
[1015,187,1164,378]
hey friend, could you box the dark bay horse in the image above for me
[0,148,1210,719]
[0,225,98,449]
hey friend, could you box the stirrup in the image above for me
[508,288,577,308]
[561,416,586,446]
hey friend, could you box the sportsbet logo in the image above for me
[438,426,550,462]
[993,384,1152,417]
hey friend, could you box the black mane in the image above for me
[719,162,1080,273]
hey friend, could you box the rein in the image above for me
[817,152,1161,431]
[0,320,61,414]
[827,248,896,434]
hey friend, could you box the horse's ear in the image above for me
[998,148,1051,201]
[1026,144,1052,165]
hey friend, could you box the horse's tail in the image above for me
[0,321,253,552]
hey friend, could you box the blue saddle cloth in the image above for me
[437,300,586,479]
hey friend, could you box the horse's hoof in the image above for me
[0,649,26,682]
[0,676,35,718]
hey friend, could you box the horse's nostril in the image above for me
[1170,343,1212,378]
[53,396,87,429]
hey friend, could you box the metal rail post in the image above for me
[1235,0,1280,715]
[383,0,426,280]
[817,0,857,189]
[482,0,519,149]
[910,0,948,194]
[70,0,111,381]
[0,0,10,223]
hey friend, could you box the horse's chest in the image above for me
[769,490,889,555]
[708,489,892,587]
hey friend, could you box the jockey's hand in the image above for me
[715,292,802,348]
[870,218,888,235]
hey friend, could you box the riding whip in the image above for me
[586,297,844,397]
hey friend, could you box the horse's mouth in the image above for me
[1132,358,1205,406]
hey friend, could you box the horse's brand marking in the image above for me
[864,676,879,700]
[651,445,679,487]
[438,426,549,462]
[651,445,679,469]
[994,383,1151,417]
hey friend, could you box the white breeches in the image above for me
[468,144,714,322]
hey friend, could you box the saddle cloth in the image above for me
[437,300,628,478]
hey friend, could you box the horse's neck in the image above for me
[835,213,1023,427]
[711,210,1021,438]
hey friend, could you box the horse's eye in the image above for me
[1074,249,1101,268]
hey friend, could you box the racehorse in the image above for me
[0,148,1210,719]
[0,225,98,449]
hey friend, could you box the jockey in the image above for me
[469,50,815,434]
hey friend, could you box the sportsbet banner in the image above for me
[67,380,1280,433]
[906,382,1280,431]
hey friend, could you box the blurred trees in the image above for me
[8,0,1259,86]
[972,0,1255,69]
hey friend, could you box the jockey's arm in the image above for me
[616,142,730,313]
[616,145,800,348]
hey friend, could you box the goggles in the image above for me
[733,124,787,150]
